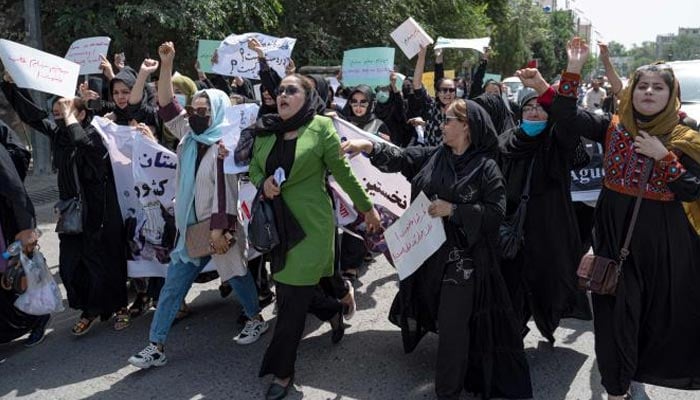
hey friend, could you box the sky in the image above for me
[565,0,699,49]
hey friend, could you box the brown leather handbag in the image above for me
[577,159,652,296]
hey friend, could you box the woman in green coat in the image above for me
[251,74,381,400]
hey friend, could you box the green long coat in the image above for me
[249,115,373,286]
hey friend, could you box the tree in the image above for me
[671,34,700,61]
[547,10,575,77]
[627,41,657,70]
[606,41,627,57]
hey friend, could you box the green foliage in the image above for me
[0,0,25,43]
[627,41,658,70]
[671,34,700,61]
[606,41,627,57]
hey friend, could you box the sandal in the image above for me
[128,294,152,318]
[114,308,131,331]
[71,317,96,336]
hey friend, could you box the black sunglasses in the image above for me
[276,85,302,96]
[438,88,456,94]
[185,106,211,118]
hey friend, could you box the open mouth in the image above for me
[279,100,290,109]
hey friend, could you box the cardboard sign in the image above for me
[390,17,434,59]
[385,192,446,280]
[434,37,491,52]
[64,36,111,75]
[197,39,221,74]
[342,47,395,88]
[0,39,80,98]
[212,33,295,79]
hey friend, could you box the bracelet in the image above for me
[558,71,581,98]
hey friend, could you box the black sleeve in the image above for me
[233,78,256,100]
[449,159,506,248]
[668,155,700,201]
[258,58,281,98]
[434,62,444,91]
[0,81,57,141]
[408,87,432,120]
[550,95,611,144]
[127,101,159,129]
[468,59,487,99]
[369,142,435,180]
[0,143,35,233]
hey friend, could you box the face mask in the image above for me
[521,119,547,136]
[175,94,187,108]
[456,88,465,98]
[376,91,390,104]
[188,115,210,135]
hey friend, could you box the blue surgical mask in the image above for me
[521,119,547,136]
[376,91,390,104]
[456,88,465,98]
[175,94,188,108]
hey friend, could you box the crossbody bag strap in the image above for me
[520,156,537,203]
[618,158,653,264]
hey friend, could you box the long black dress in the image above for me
[378,101,532,399]
[551,94,700,395]
[1,82,127,319]
[498,118,593,342]
[0,141,41,343]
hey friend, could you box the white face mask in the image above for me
[456,88,465,98]
[175,94,188,108]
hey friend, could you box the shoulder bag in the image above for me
[499,157,536,260]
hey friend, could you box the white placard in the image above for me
[385,192,446,280]
[237,180,261,259]
[390,17,434,59]
[332,118,409,217]
[222,103,260,174]
[0,39,80,99]
[333,96,347,111]
[433,37,491,52]
[212,33,296,79]
[64,36,111,75]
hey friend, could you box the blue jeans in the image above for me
[149,259,259,345]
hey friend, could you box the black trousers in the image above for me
[259,282,342,379]
[435,271,475,400]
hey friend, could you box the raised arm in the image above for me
[249,37,282,100]
[1,73,57,140]
[340,138,434,180]
[157,42,176,107]
[433,48,444,91]
[129,58,159,106]
[598,42,623,96]
[468,48,489,98]
[412,46,427,91]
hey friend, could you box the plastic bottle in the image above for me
[2,241,22,260]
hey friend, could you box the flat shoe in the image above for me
[265,375,294,400]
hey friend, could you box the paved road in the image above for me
[0,201,696,400]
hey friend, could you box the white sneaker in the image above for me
[128,343,167,369]
[234,317,269,345]
[342,281,356,321]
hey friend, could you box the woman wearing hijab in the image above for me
[128,42,266,369]
[410,46,458,146]
[251,73,381,399]
[343,99,532,400]
[498,83,593,343]
[535,37,700,400]
[375,72,413,147]
[1,75,129,336]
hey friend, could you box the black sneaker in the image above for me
[24,315,51,348]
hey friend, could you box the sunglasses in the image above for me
[438,88,456,94]
[185,106,211,117]
[635,63,672,73]
[350,99,369,107]
[444,116,463,124]
[276,85,302,96]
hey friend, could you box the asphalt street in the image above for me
[0,200,697,400]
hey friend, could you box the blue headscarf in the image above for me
[170,88,229,266]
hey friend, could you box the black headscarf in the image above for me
[109,66,157,126]
[307,74,331,114]
[254,86,325,136]
[473,93,516,136]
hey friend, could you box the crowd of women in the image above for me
[1,32,699,400]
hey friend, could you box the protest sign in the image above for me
[197,39,221,73]
[64,36,111,75]
[484,73,502,83]
[237,180,261,259]
[571,138,604,202]
[385,192,446,280]
[0,39,80,99]
[434,36,491,52]
[341,47,395,88]
[332,118,410,217]
[222,103,260,174]
[390,17,434,59]
[212,33,295,79]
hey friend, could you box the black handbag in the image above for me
[248,187,280,253]
[499,157,536,260]
[572,138,591,170]
[54,162,84,235]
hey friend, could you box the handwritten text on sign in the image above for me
[390,17,434,59]
[0,39,80,99]
[385,191,446,280]
[64,36,111,75]
[212,33,295,79]
[342,47,395,88]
